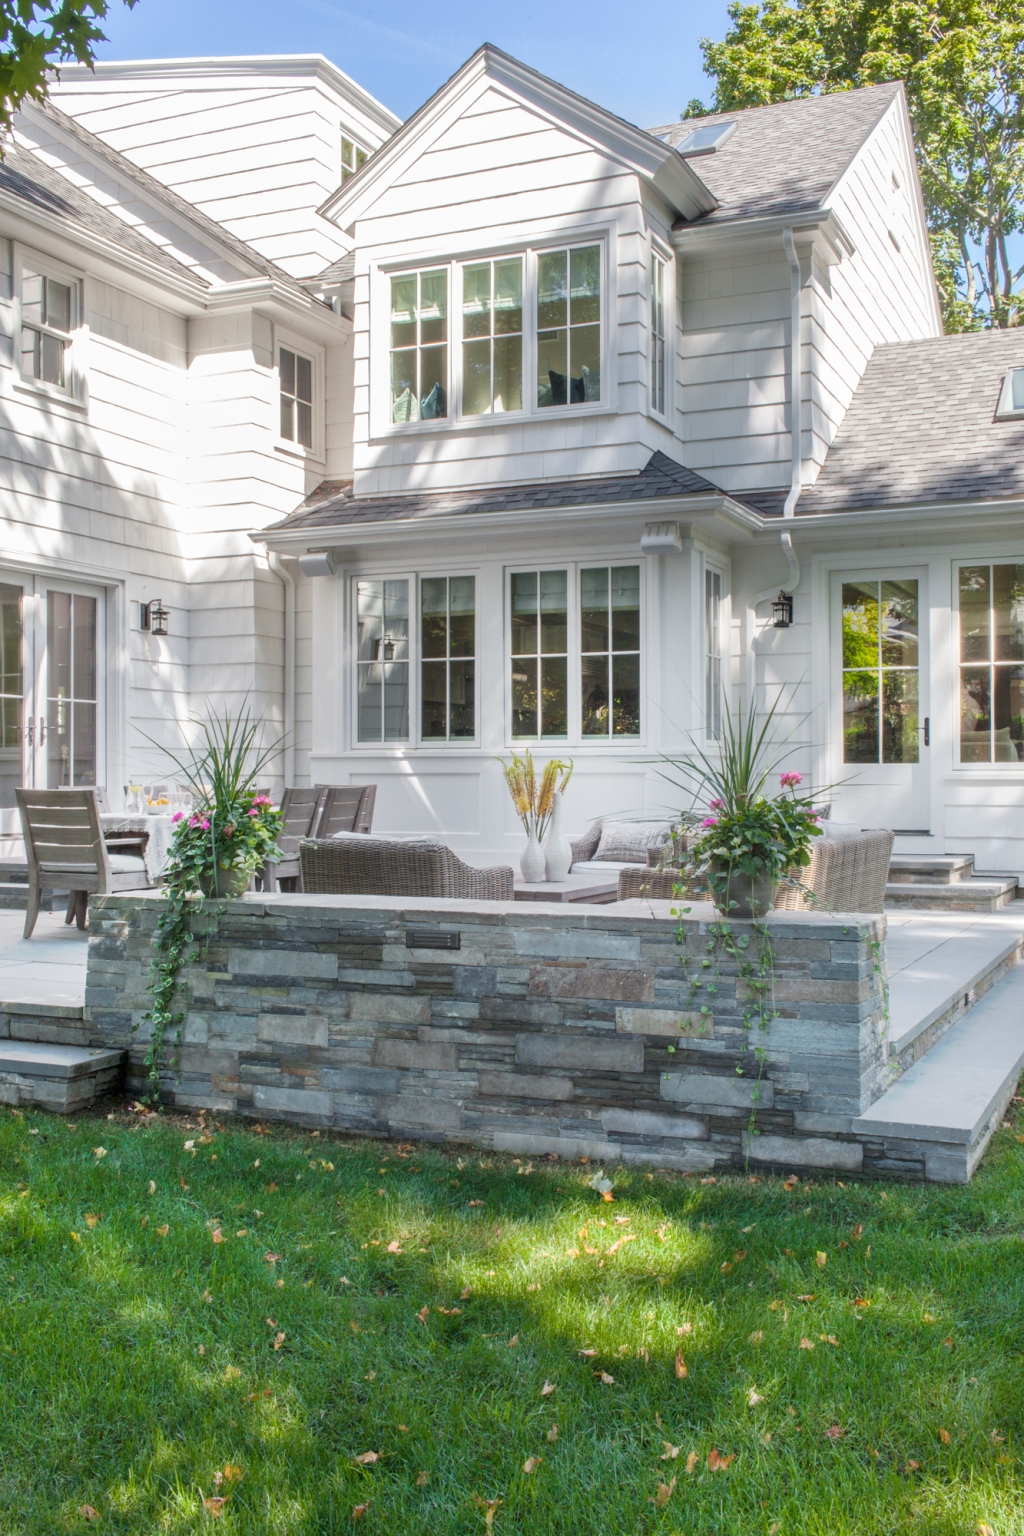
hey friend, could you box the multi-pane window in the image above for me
[390,270,448,423]
[510,571,568,738]
[47,592,97,786]
[705,569,722,741]
[580,566,640,736]
[341,137,368,184]
[279,347,313,447]
[959,564,1024,762]
[356,580,410,742]
[462,258,523,415]
[536,245,600,408]
[22,270,72,387]
[650,254,666,415]
[841,580,919,764]
[421,576,475,740]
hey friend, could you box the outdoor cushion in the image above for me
[591,820,673,864]
[107,854,149,874]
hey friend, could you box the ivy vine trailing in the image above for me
[138,708,284,1100]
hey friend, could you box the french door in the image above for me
[0,576,105,838]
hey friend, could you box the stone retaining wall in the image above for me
[85,892,891,1176]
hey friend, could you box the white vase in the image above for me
[544,791,572,882]
[520,825,546,883]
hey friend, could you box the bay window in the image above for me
[580,566,640,736]
[536,245,601,408]
[421,576,476,739]
[356,574,477,745]
[959,563,1024,762]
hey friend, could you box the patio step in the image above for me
[885,877,1018,912]
[854,960,1024,1182]
[888,854,975,885]
[0,1042,125,1112]
[887,914,1024,1067]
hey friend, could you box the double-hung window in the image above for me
[536,245,601,408]
[341,136,367,184]
[390,270,448,423]
[279,346,313,448]
[650,254,666,415]
[22,268,73,388]
[959,563,1024,762]
[356,575,476,744]
[510,564,642,741]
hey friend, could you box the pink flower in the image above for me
[701,817,719,828]
[709,798,725,811]
[198,817,211,831]
[251,794,274,807]
[780,771,803,788]
[171,811,183,823]
[247,808,260,817]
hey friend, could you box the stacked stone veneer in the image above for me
[85,892,893,1176]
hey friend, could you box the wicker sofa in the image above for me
[298,834,514,900]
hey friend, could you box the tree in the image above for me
[0,1,136,139]
[691,0,1024,330]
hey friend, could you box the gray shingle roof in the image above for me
[649,83,902,226]
[798,330,1024,514]
[271,450,738,533]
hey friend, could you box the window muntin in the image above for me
[536,245,601,408]
[841,579,919,764]
[22,269,72,387]
[279,347,313,448]
[357,579,410,742]
[462,257,523,416]
[650,255,666,415]
[580,566,640,737]
[705,569,722,741]
[341,136,368,184]
[959,563,1024,762]
[510,570,568,738]
[390,270,448,423]
[421,576,475,740]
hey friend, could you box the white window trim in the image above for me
[370,231,614,439]
[703,560,726,742]
[350,571,480,750]
[12,243,87,409]
[503,558,647,749]
[648,238,673,424]
[995,367,1024,421]
[951,556,1024,770]
[274,327,326,464]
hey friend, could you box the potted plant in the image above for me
[497,749,573,882]
[654,699,823,918]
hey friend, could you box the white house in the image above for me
[4,44,1023,881]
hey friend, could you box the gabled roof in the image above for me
[318,43,717,231]
[797,330,1024,514]
[268,451,747,534]
[649,82,903,229]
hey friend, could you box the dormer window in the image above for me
[390,269,448,423]
[341,136,368,184]
[996,366,1024,419]
[675,121,736,157]
[537,245,601,408]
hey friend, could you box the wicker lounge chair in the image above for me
[299,834,514,900]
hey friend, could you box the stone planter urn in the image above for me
[198,864,254,899]
[708,862,777,918]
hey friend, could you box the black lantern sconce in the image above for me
[771,591,794,629]
[141,598,170,636]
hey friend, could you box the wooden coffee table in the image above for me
[513,874,619,904]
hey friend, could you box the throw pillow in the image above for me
[592,820,672,864]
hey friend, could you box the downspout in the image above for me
[267,550,295,787]
[746,228,803,695]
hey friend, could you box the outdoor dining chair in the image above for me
[259,784,377,892]
[16,787,152,938]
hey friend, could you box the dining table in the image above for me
[99,812,178,883]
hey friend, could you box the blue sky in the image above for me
[93,0,734,130]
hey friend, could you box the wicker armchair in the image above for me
[773,829,893,914]
[569,823,603,865]
[298,835,514,900]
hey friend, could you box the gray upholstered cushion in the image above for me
[591,820,673,864]
[109,854,148,873]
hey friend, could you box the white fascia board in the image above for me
[253,491,760,552]
[671,207,855,264]
[208,277,345,334]
[54,54,402,137]
[317,44,716,231]
[764,496,1024,539]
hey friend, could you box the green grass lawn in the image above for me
[1,1104,1023,1536]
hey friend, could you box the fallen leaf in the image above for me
[84,1214,99,1229]
[902,1460,921,1475]
[651,1476,676,1508]
[597,1371,615,1384]
[944,1336,954,1348]
[825,1425,845,1440]
[78,1507,101,1522]
[416,1470,429,1487]
[749,1330,764,1345]
[437,1305,462,1316]
[272,1331,286,1350]
[819,1334,839,1347]
[675,1352,688,1378]
[264,1251,280,1265]
[720,1261,733,1274]
[978,1525,995,1536]
[266,1182,278,1193]
[783,1176,798,1191]
[939,1428,951,1445]
[351,1504,369,1520]
[211,1228,226,1245]
[398,1425,409,1433]
[460,1285,472,1300]
[677,1322,692,1336]
[923,1312,936,1324]
[851,1223,863,1240]
[202,1497,226,1516]
[540,1380,555,1397]
[579,1347,598,1357]
[472,1495,502,1529]
[546,1423,559,1444]
[156,1224,169,1237]
[700,1176,716,1185]
[386,1240,403,1253]
[224,1365,241,1380]
[507,1335,519,1347]
[852,1297,871,1308]
[468,1200,483,1207]
[816,1251,827,1268]
[70,1231,81,1243]
[353,1451,380,1465]
[747,1388,763,1407]
[522,1457,542,1474]
[991,1429,1005,1444]
[707,1448,734,1471]
[416,1306,429,1325]
[661,1442,681,1460]
[685,1450,699,1474]
[92,1147,107,1159]
[795,1294,816,1303]
[799,1338,815,1350]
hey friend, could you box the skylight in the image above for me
[995,366,1024,419]
[673,121,737,157]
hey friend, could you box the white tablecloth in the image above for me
[100,813,177,881]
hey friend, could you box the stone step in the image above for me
[854,961,1024,1182]
[888,854,975,885]
[887,913,1024,1067]
[885,878,1018,912]
[0,1042,125,1112]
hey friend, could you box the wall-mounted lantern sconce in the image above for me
[141,598,169,635]
[771,591,794,628]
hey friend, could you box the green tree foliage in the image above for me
[0,0,136,139]
[692,0,1024,330]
